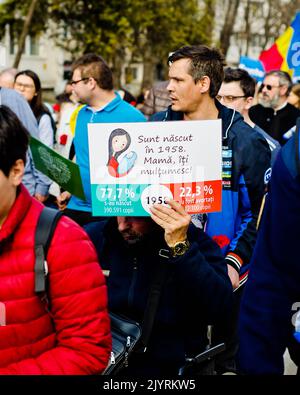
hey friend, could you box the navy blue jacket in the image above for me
[89,219,233,375]
[238,129,300,374]
[151,102,271,286]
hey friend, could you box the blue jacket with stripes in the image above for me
[151,100,271,284]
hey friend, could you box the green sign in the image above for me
[30,136,86,201]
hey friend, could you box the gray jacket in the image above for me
[0,87,50,195]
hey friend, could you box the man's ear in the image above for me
[9,159,24,186]
[280,84,289,97]
[244,96,254,111]
[196,76,210,94]
[89,77,98,90]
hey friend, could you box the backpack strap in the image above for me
[34,207,62,293]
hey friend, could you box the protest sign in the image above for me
[30,136,86,200]
[88,121,222,216]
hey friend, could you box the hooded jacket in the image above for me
[0,185,111,374]
[151,101,271,286]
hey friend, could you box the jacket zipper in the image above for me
[128,257,138,308]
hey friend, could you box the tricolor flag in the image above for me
[259,12,300,79]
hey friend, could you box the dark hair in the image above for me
[290,83,300,108]
[14,69,50,120]
[107,128,131,164]
[168,45,226,98]
[224,67,256,97]
[72,53,113,91]
[0,105,29,176]
[265,70,293,96]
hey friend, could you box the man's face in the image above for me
[259,75,287,108]
[117,217,153,244]
[71,68,91,104]
[167,58,203,113]
[217,81,251,115]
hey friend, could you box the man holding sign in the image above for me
[88,200,233,376]
[151,45,271,373]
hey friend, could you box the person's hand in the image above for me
[149,199,191,247]
[34,193,49,203]
[56,191,71,210]
[227,264,240,290]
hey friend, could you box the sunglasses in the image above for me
[261,83,282,91]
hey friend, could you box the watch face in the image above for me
[172,241,189,257]
[174,243,185,255]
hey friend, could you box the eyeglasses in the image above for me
[261,83,282,91]
[14,82,35,90]
[70,77,89,86]
[216,95,246,103]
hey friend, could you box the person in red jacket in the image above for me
[0,105,111,374]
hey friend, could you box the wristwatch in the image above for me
[169,239,190,258]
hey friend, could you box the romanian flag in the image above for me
[259,12,300,78]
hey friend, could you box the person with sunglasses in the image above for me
[249,70,300,145]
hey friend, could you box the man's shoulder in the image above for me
[150,110,168,121]
[0,87,26,104]
[281,133,300,179]
[249,103,265,112]
[285,102,300,116]
[229,115,255,139]
[254,124,280,148]
[150,107,182,121]
[249,103,271,117]
[115,99,146,121]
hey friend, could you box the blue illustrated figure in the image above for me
[107,128,137,178]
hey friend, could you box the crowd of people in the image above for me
[0,44,299,376]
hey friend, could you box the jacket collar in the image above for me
[163,100,242,140]
[84,91,122,114]
[0,184,32,243]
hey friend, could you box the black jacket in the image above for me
[89,219,233,376]
[249,102,300,145]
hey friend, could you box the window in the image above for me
[8,25,15,55]
[125,67,138,83]
[29,35,39,56]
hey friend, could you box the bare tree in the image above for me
[13,0,39,68]
[219,0,241,56]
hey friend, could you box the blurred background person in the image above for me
[54,80,79,159]
[141,80,171,118]
[249,70,300,145]
[217,67,280,165]
[288,83,300,109]
[14,69,55,148]
[0,67,18,89]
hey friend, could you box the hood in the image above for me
[163,99,245,140]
